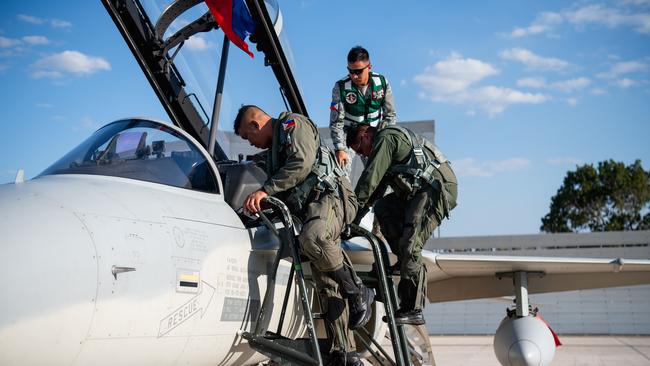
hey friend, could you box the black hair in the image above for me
[233,105,262,135]
[346,125,376,147]
[347,46,369,63]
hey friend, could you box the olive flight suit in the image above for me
[354,126,457,313]
[262,112,361,353]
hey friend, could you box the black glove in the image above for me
[340,225,353,240]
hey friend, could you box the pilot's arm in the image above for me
[379,79,397,129]
[262,114,318,195]
[329,84,349,166]
[245,115,318,214]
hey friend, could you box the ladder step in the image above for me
[241,331,331,366]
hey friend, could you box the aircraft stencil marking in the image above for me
[176,269,200,293]
[158,280,215,337]
[220,297,260,322]
[172,226,185,248]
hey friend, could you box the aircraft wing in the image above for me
[421,252,650,302]
[343,240,650,303]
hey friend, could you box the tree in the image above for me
[541,159,650,233]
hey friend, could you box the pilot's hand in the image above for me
[244,189,268,215]
[341,225,353,240]
[336,150,349,167]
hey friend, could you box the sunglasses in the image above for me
[347,65,369,75]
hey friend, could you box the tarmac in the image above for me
[426,335,650,366]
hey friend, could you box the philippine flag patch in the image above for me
[330,102,337,111]
[283,119,296,130]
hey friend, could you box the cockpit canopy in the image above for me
[39,119,219,194]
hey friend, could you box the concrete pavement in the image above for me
[427,335,650,366]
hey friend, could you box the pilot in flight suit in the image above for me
[347,124,457,326]
[234,105,374,365]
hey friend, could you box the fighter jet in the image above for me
[1,1,649,366]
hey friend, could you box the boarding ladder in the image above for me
[240,197,413,366]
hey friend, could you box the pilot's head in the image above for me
[234,105,273,149]
[347,46,372,88]
[346,124,376,157]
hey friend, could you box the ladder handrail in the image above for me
[349,224,411,366]
[244,196,323,366]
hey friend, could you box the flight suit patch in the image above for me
[283,119,296,130]
[345,92,357,104]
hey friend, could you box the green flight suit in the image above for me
[263,112,359,353]
[355,127,457,311]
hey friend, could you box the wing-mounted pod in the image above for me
[493,271,558,366]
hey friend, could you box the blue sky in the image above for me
[1,0,649,237]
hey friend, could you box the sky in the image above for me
[0,0,649,237]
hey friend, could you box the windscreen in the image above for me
[140,0,302,160]
[39,119,219,193]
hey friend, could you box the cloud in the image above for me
[596,60,648,88]
[22,35,50,45]
[591,87,606,95]
[17,14,71,29]
[507,11,564,37]
[32,50,111,78]
[184,35,212,50]
[567,97,578,106]
[616,78,637,87]
[18,14,45,25]
[506,3,650,37]
[517,77,547,88]
[546,157,583,166]
[517,76,591,92]
[0,36,20,48]
[51,19,72,29]
[565,4,650,33]
[470,86,547,116]
[551,77,591,92]
[414,53,546,116]
[415,52,500,95]
[36,102,53,108]
[500,48,569,70]
[453,157,531,177]
[31,70,63,79]
[619,0,650,6]
[0,64,9,72]
[598,60,648,78]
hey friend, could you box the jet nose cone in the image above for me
[508,340,541,366]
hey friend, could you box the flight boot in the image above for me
[328,265,375,330]
[382,308,425,326]
[382,277,425,325]
[325,351,363,366]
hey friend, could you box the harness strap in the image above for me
[386,125,453,219]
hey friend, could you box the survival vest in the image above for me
[385,125,458,218]
[271,112,347,213]
[337,72,387,128]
